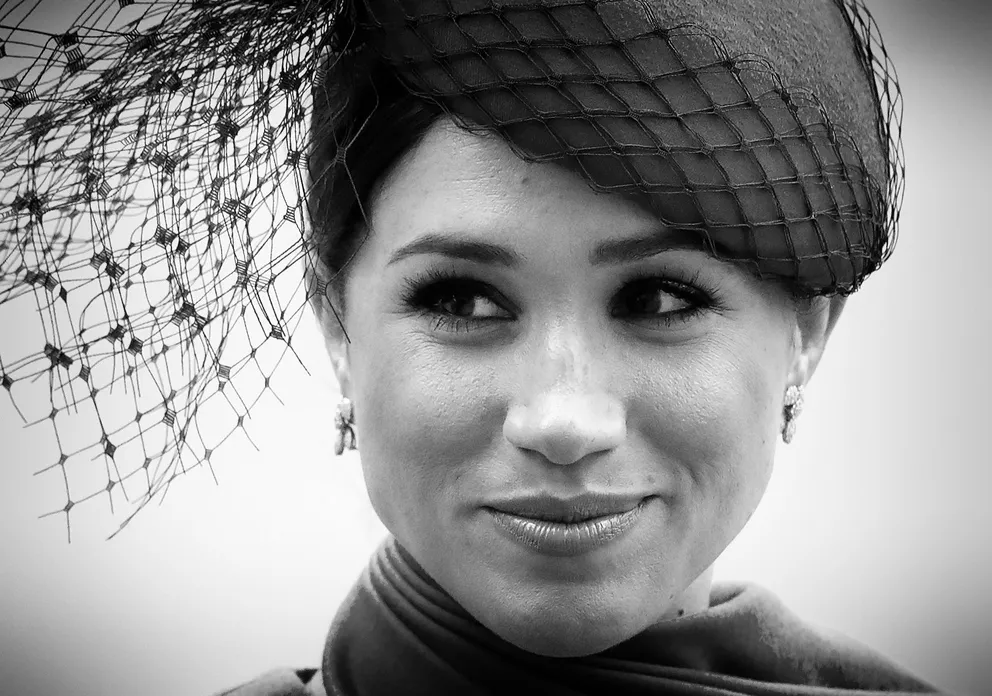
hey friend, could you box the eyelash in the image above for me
[400,267,720,334]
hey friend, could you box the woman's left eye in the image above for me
[611,277,710,326]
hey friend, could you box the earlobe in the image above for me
[331,348,353,399]
[781,297,842,444]
[789,296,846,387]
[319,321,352,398]
[309,278,353,398]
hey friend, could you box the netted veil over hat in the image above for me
[0,0,903,537]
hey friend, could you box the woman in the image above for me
[0,0,941,693]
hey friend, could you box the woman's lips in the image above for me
[485,494,650,556]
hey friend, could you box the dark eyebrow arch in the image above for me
[591,228,724,265]
[387,228,726,268]
[387,233,522,267]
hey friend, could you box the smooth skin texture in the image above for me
[314,116,841,658]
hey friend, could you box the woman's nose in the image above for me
[502,328,626,466]
[503,391,626,466]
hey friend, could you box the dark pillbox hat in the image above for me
[353,0,900,293]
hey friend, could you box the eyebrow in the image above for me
[388,233,520,267]
[386,228,726,268]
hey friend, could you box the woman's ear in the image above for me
[789,295,846,387]
[318,305,353,398]
[327,339,352,399]
[306,261,353,398]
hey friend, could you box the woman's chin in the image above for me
[499,625,631,658]
[482,607,642,658]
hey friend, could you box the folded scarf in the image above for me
[218,536,943,696]
[215,537,938,696]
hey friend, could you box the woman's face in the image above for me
[330,117,822,657]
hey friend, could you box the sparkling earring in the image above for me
[781,385,805,444]
[334,396,358,455]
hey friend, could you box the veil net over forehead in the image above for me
[0,0,903,538]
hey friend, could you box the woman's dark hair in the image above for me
[307,47,442,318]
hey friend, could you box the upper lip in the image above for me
[485,492,649,523]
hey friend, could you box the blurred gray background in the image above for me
[1,1,990,695]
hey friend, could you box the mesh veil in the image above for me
[0,0,903,538]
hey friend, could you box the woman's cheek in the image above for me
[354,336,499,529]
[638,349,741,453]
[638,341,777,504]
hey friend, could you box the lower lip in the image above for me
[486,501,647,557]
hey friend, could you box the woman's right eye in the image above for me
[403,273,514,333]
[427,281,509,319]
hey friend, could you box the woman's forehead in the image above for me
[369,118,775,268]
[370,118,665,253]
